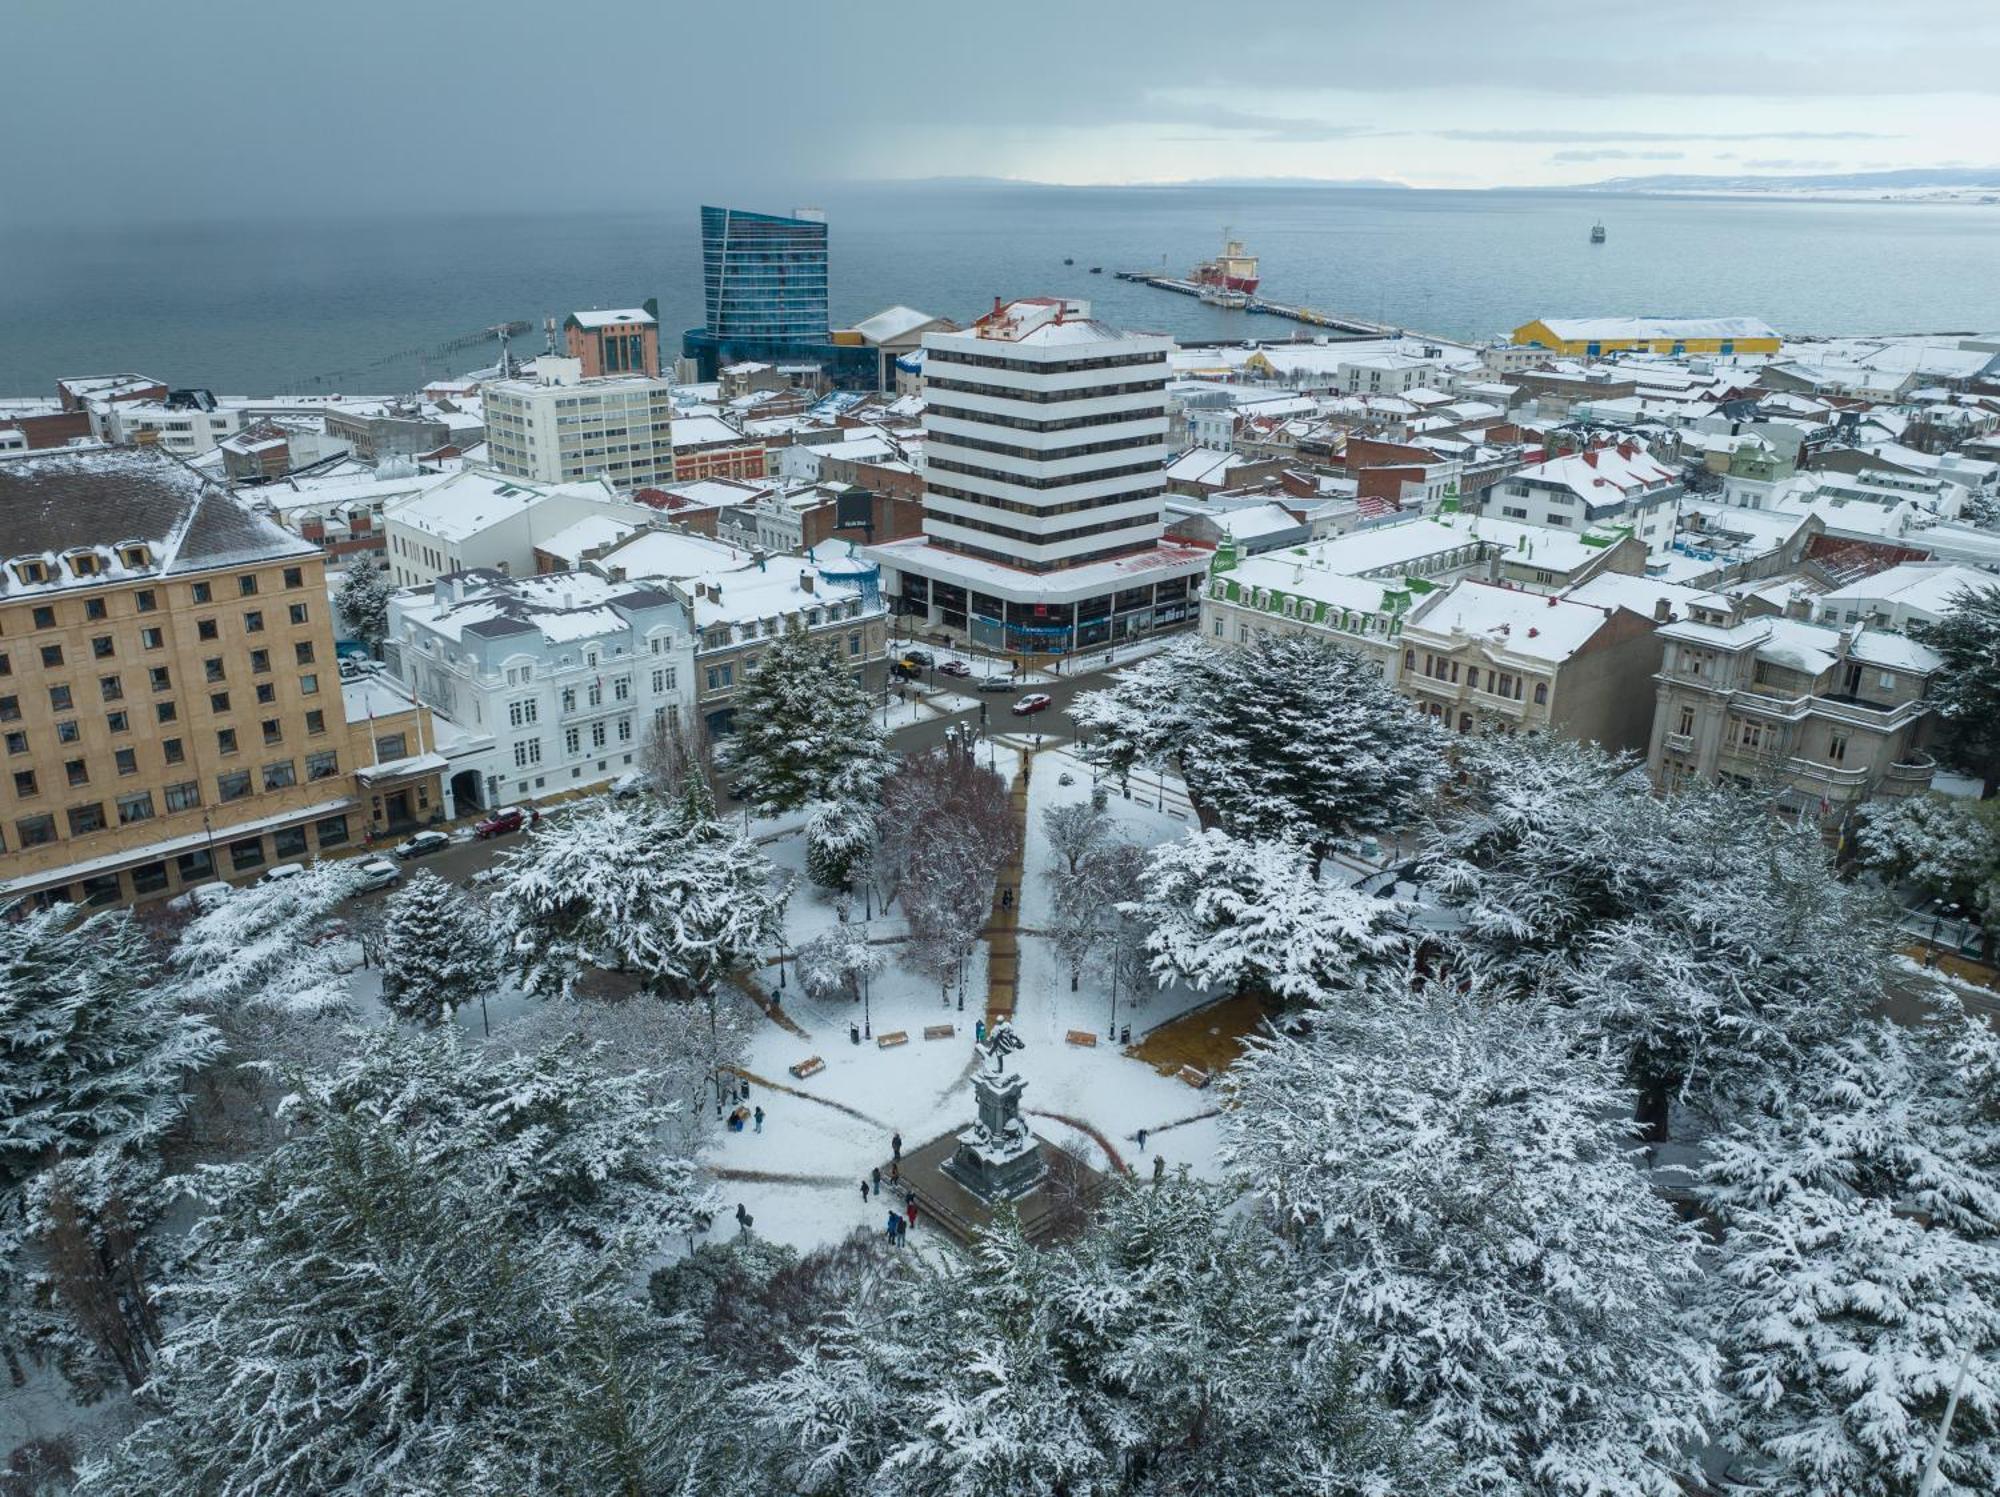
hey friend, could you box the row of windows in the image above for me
[926,426,1163,466]
[10,751,340,848]
[4,564,311,618]
[929,507,1158,551]
[6,710,333,802]
[925,479,1162,521]
[7,814,355,897]
[926,400,1166,437]
[926,348,1166,377]
[1,657,318,723]
[929,534,1158,575]
[926,455,1164,493]
[925,375,1166,406]
[1403,648,1547,704]
[0,603,311,675]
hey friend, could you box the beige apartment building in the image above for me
[0,448,441,908]
[1647,603,1942,822]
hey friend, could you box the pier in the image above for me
[1113,270,1453,344]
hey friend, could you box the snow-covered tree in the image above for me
[1701,1012,2000,1497]
[378,869,501,1029]
[1225,971,1717,1496]
[1913,582,2000,797]
[1125,829,1399,1007]
[1854,792,1999,905]
[79,1033,736,1494]
[884,747,1018,995]
[715,620,892,815]
[335,558,390,651]
[169,859,366,1016]
[0,907,220,1394]
[1075,634,1445,870]
[793,921,883,1006]
[496,797,786,1006]
[749,1179,1423,1496]
[804,795,874,891]
[1042,797,1110,878]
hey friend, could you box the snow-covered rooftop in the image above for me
[1537,316,1779,343]
[383,468,617,543]
[848,306,941,344]
[567,306,656,329]
[1405,580,1616,663]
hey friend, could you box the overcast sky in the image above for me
[5,0,1996,223]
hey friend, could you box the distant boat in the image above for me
[1590,221,1607,244]
[1193,227,1261,293]
[1199,284,1249,309]
[1089,266,1103,274]
[1063,257,1074,265]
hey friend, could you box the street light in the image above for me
[862,918,873,1040]
[1107,911,1125,1040]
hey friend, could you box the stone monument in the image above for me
[942,1020,1046,1202]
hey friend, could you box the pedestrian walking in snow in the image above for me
[735,1203,751,1234]
[886,1211,901,1243]
[753,1105,765,1133]
[1152,1153,1166,1185]
[1136,1128,1148,1153]
[861,1179,870,1204]
[871,1165,882,1194]
[889,1159,900,1185]
[906,1195,919,1230]
[891,1131,902,1161]
[1001,887,1013,911]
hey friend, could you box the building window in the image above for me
[283,566,304,589]
[590,722,607,750]
[150,667,171,692]
[300,673,318,696]
[13,770,37,798]
[210,692,230,714]
[229,837,265,872]
[217,770,251,802]
[157,700,178,725]
[305,709,326,735]
[130,861,168,895]
[64,759,88,787]
[565,727,581,754]
[238,574,258,597]
[1533,682,1548,706]
[49,685,72,712]
[116,790,155,825]
[162,738,184,764]
[376,732,407,759]
[66,803,106,836]
[204,658,226,683]
[250,649,270,673]
[114,748,137,776]
[508,698,538,727]
[316,814,350,848]
[198,619,218,641]
[217,728,238,755]
[561,688,576,713]
[295,642,315,665]
[40,645,63,668]
[15,814,54,847]
[262,719,283,746]
[244,610,264,633]
[3,732,22,756]
[56,720,79,745]
[1677,706,1695,737]
[191,582,212,604]
[31,606,56,629]
[513,738,542,768]
[617,718,632,743]
[256,683,275,706]
[587,682,602,708]
[305,750,339,781]
[176,849,213,883]
[263,760,296,791]
[289,603,308,625]
[1828,731,1849,765]
[141,627,163,650]
[164,781,201,813]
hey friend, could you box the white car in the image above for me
[259,862,307,885]
[353,857,401,892]
[169,881,232,914]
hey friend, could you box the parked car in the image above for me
[394,829,451,860]
[353,857,400,892]
[474,806,526,840]
[169,881,232,914]
[976,676,1018,693]
[610,770,648,799]
[1011,693,1053,717]
[899,648,933,668]
[259,862,306,885]
[938,659,972,678]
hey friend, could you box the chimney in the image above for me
[1547,593,1559,607]
[799,569,814,594]
[1653,598,1672,623]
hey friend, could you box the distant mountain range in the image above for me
[1568,166,2000,195]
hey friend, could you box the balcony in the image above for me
[1783,756,1871,790]
[1663,731,1694,755]
[1880,753,1937,795]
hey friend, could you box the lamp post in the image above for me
[1107,911,1124,1041]
[862,919,873,1040]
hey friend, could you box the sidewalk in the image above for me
[983,753,1032,1025]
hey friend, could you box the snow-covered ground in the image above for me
[703,742,1230,1254]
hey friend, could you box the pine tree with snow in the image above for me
[1125,829,1400,1007]
[78,1032,737,1495]
[792,921,883,1005]
[715,619,892,816]
[1854,791,1999,906]
[378,869,501,1028]
[335,558,391,651]
[747,1178,1424,1496]
[0,906,221,1396]
[1913,581,2000,797]
[804,795,875,891]
[1701,1012,2000,1497]
[169,858,368,1016]
[1070,634,1229,794]
[1224,968,1717,1496]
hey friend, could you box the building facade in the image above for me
[866,296,1209,655]
[0,448,442,908]
[1647,607,1941,821]
[700,206,828,341]
[381,469,653,590]
[390,569,698,813]
[482,358,678,489]
[1479,442,1683,557]
[1510,317,1782,358]
[565,303,661,377]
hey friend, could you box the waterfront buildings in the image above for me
[0,447,442,908]
[482,356,679,489]
[389,568,697,814]
[1475,440,1682,557]
[1647,606,1942,819]
[381,467,657,588]
[1510,316,1782,357]
[564,304,660,378]
[867,297,1207,654]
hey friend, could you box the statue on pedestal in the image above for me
[943,1019,1046,1202]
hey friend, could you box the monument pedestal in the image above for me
[941,1065,1046,1203]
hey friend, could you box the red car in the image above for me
[1011,693,1053,717]
[474,806,526,839]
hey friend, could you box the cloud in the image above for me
[1549,149,1687,163]
[1741,158,1844,169]
[1150,105,1374,142]
[1432,128,1895,143]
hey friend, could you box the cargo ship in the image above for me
[1191,231,1260,294]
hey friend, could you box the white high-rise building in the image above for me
[867,297,1207,654]
[482,356,678,490]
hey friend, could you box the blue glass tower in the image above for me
[700,206,829,340]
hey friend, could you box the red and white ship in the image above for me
[1191,231,1260,294]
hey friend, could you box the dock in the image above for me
[1114,270,1448,343]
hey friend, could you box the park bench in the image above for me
[788,1057,826,1081]
[1176,1064,1211,1090]
[1065,1029,1098,1048]
[922,1024,956,1041]
[876,1031,909,1050]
